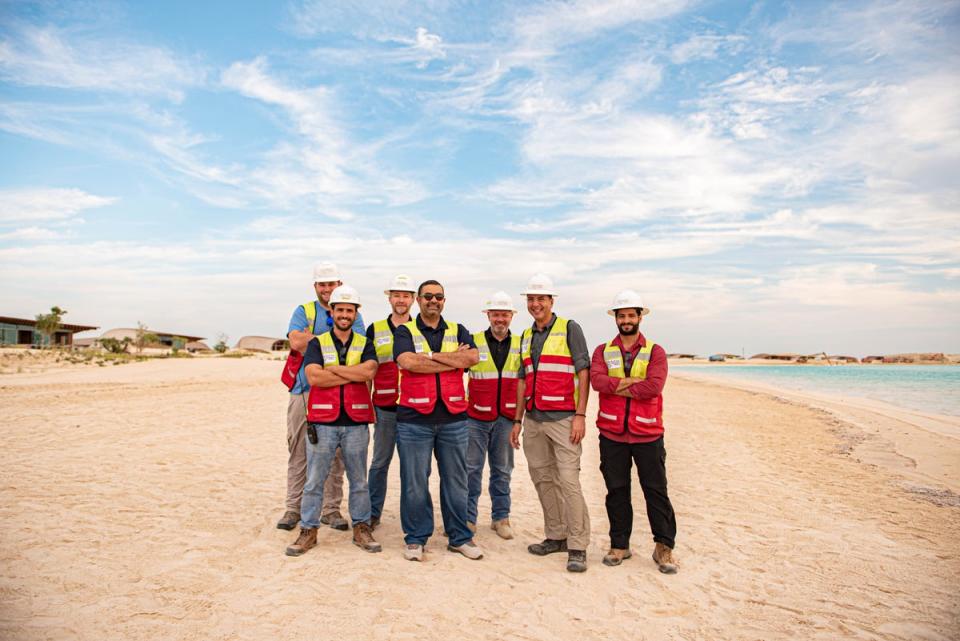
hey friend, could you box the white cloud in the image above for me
[670,34,746,64]
[0,25,205,101]
[0,188,116,223]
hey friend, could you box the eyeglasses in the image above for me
[420,293,445,301]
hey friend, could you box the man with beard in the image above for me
[510,273,592,573]
[277,262,365,532]
[393,280,483,561]
[366,274,417,529]
[465,292,522,539]
[286,285,381,556]
[589,289,677,573]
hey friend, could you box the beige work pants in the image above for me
[286,393,344,516]
[522,416,591,550]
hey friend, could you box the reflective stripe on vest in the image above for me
[398,319,468,415]
[372,319,394,364]
[596,338,663,437]
[306,331,374,424]
[467,331,522,421]
[521,317,578,412]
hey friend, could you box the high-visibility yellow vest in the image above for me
[521,316,578,412]
[467,331,522,420]
[398,319,468,415]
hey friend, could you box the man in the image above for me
[510,273,592,573]
[465,291,522,540]
[393,280,483,561]
[286,285,381,556]
[589,289,677,573]
[366,274,417,529]
[277,262,365,532]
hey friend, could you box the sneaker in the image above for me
[285,527,317,557]
[447,540,484,560]
[276,510,300,531]
[320,511,349,531]
[491,518,514,540]
[403,544,424,561]
[527,538,568,556]
[652,543,678,574]
[370,515,381,530]
[352,523,382,553]
[467,521,477,534]
[602,548,632,567]
[566,549,587,573]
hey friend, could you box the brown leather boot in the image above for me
[652,543,678,574]
[353,522,382,553]
[602,548,633,567]
[285,527,317,557]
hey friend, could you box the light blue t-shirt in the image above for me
[286,301,366,395]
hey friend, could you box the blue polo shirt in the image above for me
[393,314,475,424]
[286,301,366,395]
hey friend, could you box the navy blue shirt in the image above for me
[393,314,476,424]
[303,329,377,426]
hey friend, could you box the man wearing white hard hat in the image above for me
[465,292,523,540]
[589,290,677,573]
[286,285,381,556]
[365,274,416,529]
[510,273,592,573]
[277,262,366,532]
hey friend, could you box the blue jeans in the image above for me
[367,407,398,519]
[396,419,472,547]
[466,415,515,524]
[300,424,371,529]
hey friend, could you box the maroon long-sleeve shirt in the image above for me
[590,333,668,444]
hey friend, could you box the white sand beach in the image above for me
[1,357,958,640]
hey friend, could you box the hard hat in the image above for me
[522,273,558,297]
[384,274,417,294]
[329,285,362,308]
[313,262,341,283]
[608,289,650,316]
[482,291,516,312]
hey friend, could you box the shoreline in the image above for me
[671,369,960,497]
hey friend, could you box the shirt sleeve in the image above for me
[287,305,308,337]
[590,343,620,394]
[627,344,668,400]
[303,337,324,368]
[360,337,377,363]
[457,324,477,349]
[566,320,591,372]
[393,325,414,359]
[352,311,366,335]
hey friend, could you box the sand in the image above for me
[1,358,958,641]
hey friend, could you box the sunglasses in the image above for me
[420,293,445,301]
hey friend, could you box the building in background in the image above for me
[0,316,98,347]
[234,336,289,352]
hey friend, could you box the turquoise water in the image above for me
[671,365,960,417]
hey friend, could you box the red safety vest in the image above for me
[370,319,401,407]
[281,301,321,390]
[398,319,468,415]
[467,331,522,421]
[306,332,374,424]
[521,317,578,412]
[595,338,663,438]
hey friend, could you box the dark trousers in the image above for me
[599,434,676,550]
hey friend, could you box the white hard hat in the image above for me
[329,285,362,308]
[384,274,417,294]
[522,273,558,297]
[608,289,650,316]
[313,262,341,283]
[482,291,516,312]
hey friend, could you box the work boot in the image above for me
[652,543,678,574]
[320,511,349,531]
[447,540,484,560]
[285,527,317,557]
[527,538,567,556]
[467,521,477,534]
[602,548,632,567]
[276,510,300,531]
[403,544,424,561]
[352,523,382,553]
[491,518,514,540]
[566,549,587,572]
[370,515,381,530]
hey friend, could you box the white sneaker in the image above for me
[447,540,484,560]
[403,544,423,561]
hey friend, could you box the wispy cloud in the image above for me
[0,188,116,223]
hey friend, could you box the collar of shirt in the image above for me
[530,313,557,334]
[484,327,511,344]
[416,313,446,333]
[612,332,647,355]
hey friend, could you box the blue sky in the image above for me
[1,0,958,355]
